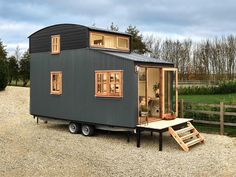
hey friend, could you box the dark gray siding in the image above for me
[30,49,138,128]
[29,24,89,53]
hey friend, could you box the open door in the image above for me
[161,68,178,118]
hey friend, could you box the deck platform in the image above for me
[136,118,193,151]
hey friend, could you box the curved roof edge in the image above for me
[28,23,131,38]
[28,23,86,38]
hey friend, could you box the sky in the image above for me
[1,0,236,56]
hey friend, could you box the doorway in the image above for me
[137,66,178,125]
[138,67,161,124]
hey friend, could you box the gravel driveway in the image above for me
[0,86,235,177]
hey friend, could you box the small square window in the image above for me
[51,35,60,54]
[95,70,123,98]
[50,71,62,95]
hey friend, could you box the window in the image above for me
[91,34,104,46]
[118,37,129,49]
[90,32,129,51]
[95,70,123,97]
[104,36,116,48]
[50,71,62,95]
[51,35,60,54]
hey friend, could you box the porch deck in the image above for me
[136,118,193,151]
[137,118,193,130]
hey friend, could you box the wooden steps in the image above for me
[186,138,202,147]
[168,122,204,152]
[175,126,193,134]
[181,132,198,141]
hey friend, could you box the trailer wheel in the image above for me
[68,122,80,134]
[81,125,94,136]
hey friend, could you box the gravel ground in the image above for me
[0,86,235,177]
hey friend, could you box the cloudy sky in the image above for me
[1,0,236,55]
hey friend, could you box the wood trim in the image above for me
[95,70,123,73]
[161,68,178,118]
[95,70,123,98]
[50,71,62,95]
[175,69,178,116]
[145,68,148,107]
[51,35,60,54]
[159,68,163,118]
[137,68,140,124]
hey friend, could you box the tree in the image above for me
[19,50,30,86]
[0,39,7,60]
[0,39,8,90]
[14,45,21,61]
[126,25,148,54]
[7,56,19,84]
[109,22,119,31]
[0,59,8,90]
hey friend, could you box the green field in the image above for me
[179,93,236,137]
[179,93,236,104]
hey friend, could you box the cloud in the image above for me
[1,0,236,55]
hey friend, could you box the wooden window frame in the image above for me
[95,70,123,98]
[51,35,60,54]
[90,33,104,47]
[50,71,62,95]
[161,68,178,117]
[117,36,129,50]
[90,32,129,52]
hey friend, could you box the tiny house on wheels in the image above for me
[29,24,204,151]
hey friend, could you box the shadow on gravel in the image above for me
[35,122,176,149]
[39,123,68,132]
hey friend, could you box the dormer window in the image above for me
[90,32,129,52]
[118,37,129,49]
[51,35,60,54]
[92,34,104,46]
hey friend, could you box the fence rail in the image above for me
[179,99,236,135]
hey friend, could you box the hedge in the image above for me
[179,80,236,95]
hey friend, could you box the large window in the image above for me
[90,32,129,51]
[50,71,62,95]
[51,35,60,54]
[95,70,123,97]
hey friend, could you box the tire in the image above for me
[81,124,94,136]
[68,122,80,134]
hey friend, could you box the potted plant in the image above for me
[140,105,149,117]
[153,83,160,97]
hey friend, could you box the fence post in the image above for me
[180,99,184,118]
[220,102,224,135]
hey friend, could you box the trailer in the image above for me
[29,24,204,151]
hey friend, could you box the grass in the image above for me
[179,93,236,104]
[179,93,236,136]
[193,123,236,137]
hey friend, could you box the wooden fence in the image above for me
[179,99,236,135]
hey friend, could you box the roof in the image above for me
[29,23,130,38]
[100,51,174,65]
[88,26,130,36]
